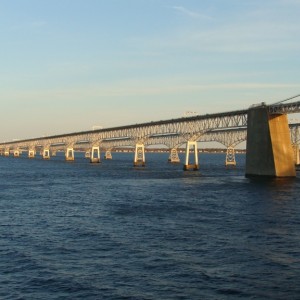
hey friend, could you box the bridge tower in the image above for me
[184,141,199,170]
[134,143,145,166]
[246,104,295,177]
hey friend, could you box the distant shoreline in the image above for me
[113,148,246,154]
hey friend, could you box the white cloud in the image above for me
[132,2,298,55]
[126,4,300,57]
[172,6,213,20]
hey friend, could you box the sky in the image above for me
[1,0,300,141]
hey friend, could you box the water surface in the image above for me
[1,153,300,299]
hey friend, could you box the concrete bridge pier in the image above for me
[225,146,236,167]
[104,150,112,160]
[13,150,20,157]
[183,141,199,171]
[28,149,35,158]
[65,148,75,161]
[134,143,145,167]
[43,149,50,160]
[90,146,100,163]
[4,149,10,157]
[245,105,296,177]
[168,148,180,163]
[293,144,300,166]
[85,151,91,158]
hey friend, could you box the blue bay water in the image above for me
[0,152,300,299]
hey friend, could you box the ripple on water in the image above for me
[1,154,300,299]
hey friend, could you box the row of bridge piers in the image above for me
[2,143,300,169]
[0,144,243,169]
[1,102,300,176]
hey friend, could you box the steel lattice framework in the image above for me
[1,101,300,153]
[290,124,300,144]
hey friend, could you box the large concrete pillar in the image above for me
[245,105,296,177]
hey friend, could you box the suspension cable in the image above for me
[271,94,300,105]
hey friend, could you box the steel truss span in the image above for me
[1,100,300,153]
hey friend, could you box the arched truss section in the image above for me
[1,102,300,153]
[199,128,247,148]
[0,109,249,152]
[145,135,186,149]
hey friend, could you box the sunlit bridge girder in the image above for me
[1,101,300,152]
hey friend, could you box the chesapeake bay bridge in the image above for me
[1,98,300,177]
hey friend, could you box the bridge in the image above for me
[1,99,300,177]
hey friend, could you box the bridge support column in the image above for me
[90,146,100,163]
[293,144,300,166]
[85,151,91,159]
[134,143,145,167]
[184,141,199,170]
[13,150,20,157]
[28,149,35,158]
[65,148,75,161]
[225,146,236,167]
[43,149,50,160]
[104,150,112,160]
[4,149,10,157]
[245,106,295,177]
[168,148,180,163]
